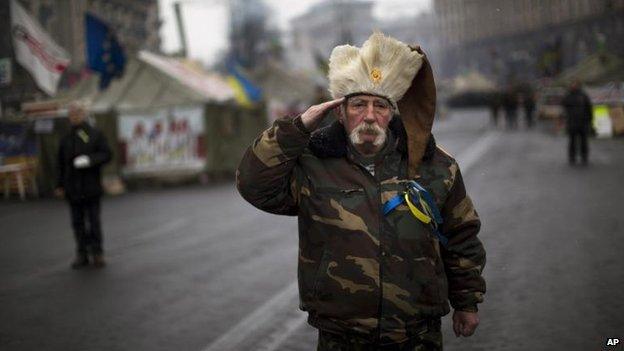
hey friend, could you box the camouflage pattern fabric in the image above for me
[237,115,485,346]
[317,318,442,350]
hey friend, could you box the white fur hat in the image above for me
[328,31,424,112]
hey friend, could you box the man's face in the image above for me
[68,106,86,126]
[340,95,393,148]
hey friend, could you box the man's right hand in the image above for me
[73,155,91,169]
[453,310,480,337]
[300,97,345,131]
[54,187,64,199]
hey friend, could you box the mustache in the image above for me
[349,123,386,146]
[353,122,384,135]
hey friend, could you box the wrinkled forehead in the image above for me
[345,93,392,105]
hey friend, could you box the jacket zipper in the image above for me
[376,178,383,344]
[349,161,384,343]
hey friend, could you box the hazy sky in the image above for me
[158,0,432,65]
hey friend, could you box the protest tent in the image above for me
[446,71,498,107]
[556,52,624,86]
[22,51,267,194]
[90,51,266,181]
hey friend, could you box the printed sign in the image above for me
[0,122,36,157]
[118,106,205,174]
[593,105,612,138]
[34,119,54,134]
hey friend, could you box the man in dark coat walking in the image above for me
[522,91,536,129]
[561,81,593,165]
[56,101,112,268]
[489,92,502,127]
[502,86,518,130]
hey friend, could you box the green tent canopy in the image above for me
[557,53,624,85]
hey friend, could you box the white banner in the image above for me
[10,0,70,96]
[118,106,206,174]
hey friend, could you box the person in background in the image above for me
[489,91,502,127]
[561,81,593,166]
[502,86,518,130]
[56,100,112,269]
[522,91,536,129]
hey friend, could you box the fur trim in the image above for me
[308,117,436,162]
[308,120,348,158]
[328,31,424,112]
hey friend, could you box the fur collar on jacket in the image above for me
[308,117,436,161]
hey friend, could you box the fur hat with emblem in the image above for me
[328,31,424,113]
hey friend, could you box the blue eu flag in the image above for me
[85,14,126,89]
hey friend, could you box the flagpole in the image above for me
[173,2,188,58]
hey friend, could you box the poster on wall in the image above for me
[0,122,36,161]
[118,106,205,175]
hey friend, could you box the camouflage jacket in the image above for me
[237,115,486,345]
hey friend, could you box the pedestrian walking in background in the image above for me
[489,91,502,127]
[237,32,486,350]
[562,81,593,166]
[502,87,518,129]
[56,101,112,269]
[522,91,536,129]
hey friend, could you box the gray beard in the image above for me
[349,129,387,156]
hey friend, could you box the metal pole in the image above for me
[173,1,188,57]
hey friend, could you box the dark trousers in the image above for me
[568,129,589,163]
[505,109,517,129]
[524,108,534,128]
[317,320,442,351]
[69,197,103,255]
[490,107,499,127]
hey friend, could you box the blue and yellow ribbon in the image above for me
[404,192,431,224]
[383,180,448,246]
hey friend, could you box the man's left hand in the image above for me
[452,310,479,337]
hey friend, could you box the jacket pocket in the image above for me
[311,186,366,216]
[314,186,365,198]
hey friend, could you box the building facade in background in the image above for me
[228,0,283,69]
[287,0,376,72]
[379,13,440,74]
[286,0,440,82]
[434,0,624,81]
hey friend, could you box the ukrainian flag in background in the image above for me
[226,63,262,108]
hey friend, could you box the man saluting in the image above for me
[237,32,486,350]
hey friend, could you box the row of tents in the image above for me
[446,52,624,95]
[3,51,322,196]
[444,52,624,107]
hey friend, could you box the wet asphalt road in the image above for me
[1,109,623,351]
